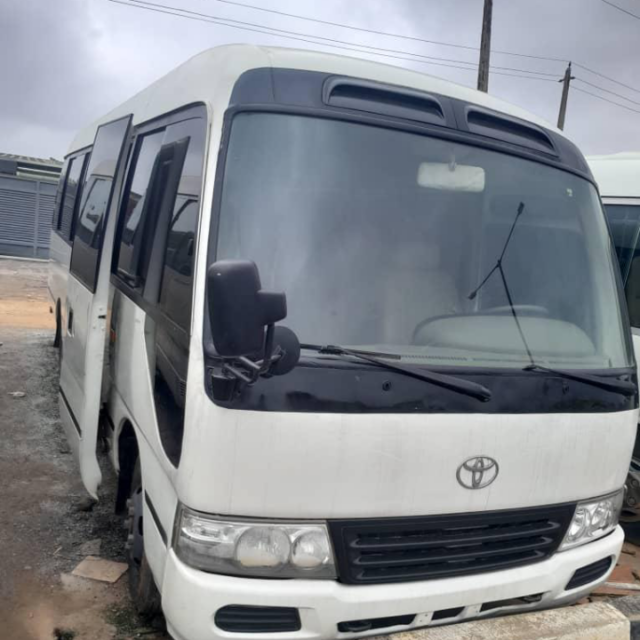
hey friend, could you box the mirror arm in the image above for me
[256,324,277,376]
[222,362,253,384]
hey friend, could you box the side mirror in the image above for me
[207,260,287,357]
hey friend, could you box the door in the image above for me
[59,116,131,498]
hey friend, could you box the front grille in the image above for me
[329,504,575,585]
[215,606,301,633]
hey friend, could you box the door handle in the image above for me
[68,308,74,335]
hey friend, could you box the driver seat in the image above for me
[381,240,460,345]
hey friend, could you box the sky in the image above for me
[2,0,640,160]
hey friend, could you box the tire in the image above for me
[621,521,640,546]
[53,301,62,348]
[621,456,640,544]
[126,460,162,619]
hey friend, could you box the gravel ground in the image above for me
[0,258,167,640]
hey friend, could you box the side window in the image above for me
[157,119,206,330]
[115,130,165,281]
[59,153,88,241]
[605,204,640,327]
[52,159,70,231]
[70,116,130,292]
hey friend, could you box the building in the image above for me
[0,152,63,259]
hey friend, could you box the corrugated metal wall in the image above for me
[0,175,58,259]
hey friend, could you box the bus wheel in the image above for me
[125,460,161,619]
[53,301,62,348]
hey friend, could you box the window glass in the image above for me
[70,117,130,292]
[217,113,631,370]
[116,131,164,279]
[59,154,86,240]
[158,119,205,330]
[52,159,70,230]
[604,204,640,327]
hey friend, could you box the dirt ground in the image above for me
[0,258,167,640]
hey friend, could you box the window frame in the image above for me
[69,115,133,292]
[110,103,208,346]
[53,147,91,245]
[113,126,168,287]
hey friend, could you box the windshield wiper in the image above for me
[301,344,492,402]
[524,364,636,397]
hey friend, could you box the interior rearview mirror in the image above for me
[417,162,485,192]
[207,260,287,357]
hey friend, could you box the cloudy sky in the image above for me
[2,0,640,160]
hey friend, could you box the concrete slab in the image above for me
[372,603,629,640]
[71,556,128,583]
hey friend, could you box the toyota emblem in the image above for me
[456,456,499,489]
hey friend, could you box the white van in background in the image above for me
[49,45,637,640]
[589,152,640,541]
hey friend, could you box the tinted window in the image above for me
[217,113,630,370]
[158,119,205,330]
[59,154,87,240]
[116,131,164,280]
[52,159,70,230]
[604,204,640,327]
[70,117,130,292]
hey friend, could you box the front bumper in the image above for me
[161,526,622,640]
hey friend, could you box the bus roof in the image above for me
[588,152,640,199]
[69,44,561,154]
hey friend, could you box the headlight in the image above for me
[173,506,336,578]
[560,490,624,551]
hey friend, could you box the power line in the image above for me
[573,86,640,115]
[210,0,568,64]
[126,0,558,78]
[575,77,640,106]
[112,0,559,81]
[599,0,640,19]
[208,0,640,97]
[112,0,640,108]
[573,62,640,96]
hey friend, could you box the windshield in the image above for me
[216,112,631,370]
[604,203,640,327]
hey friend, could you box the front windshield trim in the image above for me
[206,106,632,374]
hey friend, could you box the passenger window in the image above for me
[70,117,130,292]
[157,119,205,330]
[52,159,70,231]
[116,130,165,282]
[59,154,87,241]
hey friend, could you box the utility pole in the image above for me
[557,62,575,131]
[477,0,493,92]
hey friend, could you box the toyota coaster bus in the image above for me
[49,45,638,640]
[590,152,640,543]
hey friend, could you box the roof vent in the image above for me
[323,77,448,126]
[466,107,556,155]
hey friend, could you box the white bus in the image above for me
[589,152,640,543]
[49,45,637,640]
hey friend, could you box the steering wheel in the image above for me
[411,304,550,345]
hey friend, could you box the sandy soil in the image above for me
[0,259,55,329]
[0,258,166,639]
